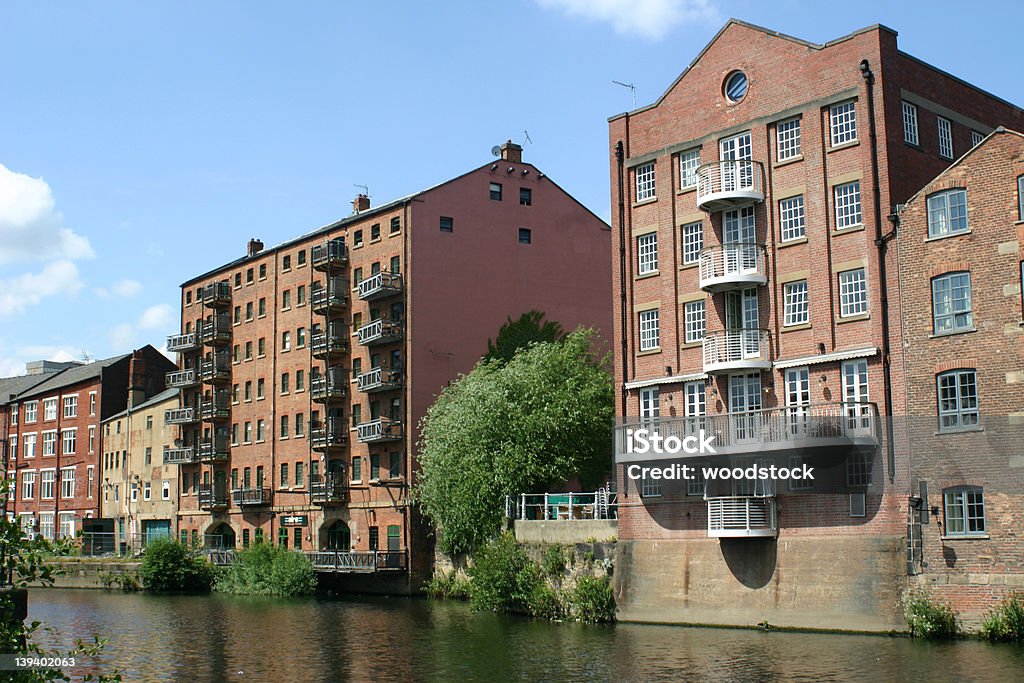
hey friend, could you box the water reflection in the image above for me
[29,589,1024,682]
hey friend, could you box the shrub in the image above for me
[425,571,471,600]
[468,532,539,614]
[902,591,957,639]
[139,539,214,593]
[527,581,564,620]
[568,575,616,624]
[215,542,316,597]
[541,544,567,578]
[981,592,1024,642]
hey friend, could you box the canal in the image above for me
[30,589,1024,682]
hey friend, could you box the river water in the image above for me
[28,589,1024,682]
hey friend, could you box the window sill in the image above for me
[929,327,977,339]
[940,534,989,541]
[934,427,985,436]
[778,237,808,249]
[904,142,924,152]
[774,155,804,168]
[282,307,291,312]
[676,186,697,196]
[352,243,364,250]
[781,323,812,333]
[680,341,702,349]
[637,348,662,357]
[925,230,972,243]
[635,271,660,280]
[370,238,382,244]
[837,313,870,325]
[633,197,658,208]
[827,140,860,153]
[834,224,865,234]
[679,262,699,270]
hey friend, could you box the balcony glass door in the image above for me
[726,289,760,358]
[842,360,872,434]
[728,372,762,444]
[719,131,752,191]
[785,367,811,438]
[723,206,757,274]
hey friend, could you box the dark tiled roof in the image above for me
[14,353,130,400]
[104,387,179,421]
[0,374,54,406]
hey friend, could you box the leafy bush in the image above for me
[541,544,567,578]
[902,591,957,639]
[981,592,1024,642]
[468,532,539,614]
[425,571,471,600]
[139,539,214,593]
[568,575,616,624]
[214,542,316,597]
[527,581,564,619]
[99,570,141,592]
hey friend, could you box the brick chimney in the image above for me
[128,349,147,408]
[500,140,522,163]
[353,194,371,213]
[247,238,264,257]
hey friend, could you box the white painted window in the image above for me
[89,391,97,416]
[162,480,170,500]
[39,512,55,541]
[639,388,660,420]
[637,233,658,274]
[60,467,75,499]
[776,117,802,161]
[783,281,809,326]
[834,181,862,229]
[40,469,55,500]
[23,433,36,459]
[937,369,979,431]
[6,435,15,460]
[638,309,660,351]
[971,130,984,147]
[681,221,703,265]
[87,466,94,499]
[635,162,656,201]
[24,401,37,423]
[684,381,706,419]
[42,431,56,456]
[779,195,805,241]
[684,301,706,344]
[902,101,918,145]
[9,409,15,426]
[838,268,868,317]
[20,514,34,536]
[144,482,152,501]
[43,398,57,421]
[63,395,77,418]
[62,428,76,455]
[932,272,973,333]
[830,101,857,146]
[59,512,75,539]
[640,475,661,498]
[937,116,953,159]
[22,471,35,500]
[679,148,700,189]
[88,426,96,453]
[927,189,968,238]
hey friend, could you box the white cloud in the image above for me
[108,322,137,350]
[0,260,84,317]
[138,303,172,331]
[535,0,718,40]
[105,303,174,352]
[95,279,143,299]
[0,164,95,264]
[0,345,81,378]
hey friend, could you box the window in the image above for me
[245,341,253,360]
[518,228,532,244]
[89,392,96,416]
[1019,175,1024,221]
[280,463,289,488]
[834,181,862,229]
[7,435,15,459]
[256,419,265,442]
[352,456,362,482]
[723,71,747,102]
[281,373,290,394]
[42,431,56,456]
[779,195,805,241]
[640,475,661,498]
[235,273,242,288]
[247,268,254,284]
[681,221,703,265]
[43,399,57,421]
[296,413,304,437]
[258,338,265,356]
[439,216,453,233]
[838,269,868,317]
[788,456,813,491]
[25,401,37,423]
[490,182,502,201]
[937,369,979,431]
[937,116,953,159]
[244,422,252,443]
[259,264,266,279]
[371,454,380,481]
[258,298,266,316]
[927,189,968,238]
[63,396,77,418]
[830,101,857,146]
[687,466,706,497]
[390,217,401,233]
[679,148,700,189]
[257,378,265,399]
[88,466,94,498]
[297,249,306,265]
[637,233,658,274]
[353,229,363,247]
[282,254,291,271]
[244,381,252,402]
[282,290,291,309]
[234,306,241,324]
[783,281,809,326]
[40,470,55,499]
[245,302,253,321]
[296,370,305,391]
[638,309,660,351]
[944,487,986,536]
[143,482,152,501]
[932,272,973,333]
[146,415,153,430]
[639,388,659,421]
[972,130,984,147]
[162,480,170,500]
[40,513,54,541]
[776,118,801,161]
[23,434,36,459]
[635,162,655,201]
[519,187,532,206]
[61,429,76,455]
[902,101,919,145]
[231,423,239,445]
[683,301,705,344]
[280,415,289,439]
[282,331,291,351]
[371,223,380,241]
[88,426,95,454]
[22,472,35,500]
[846,453,873,488]
[144,447,151,465]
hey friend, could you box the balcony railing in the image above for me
[199,399,230,421]
[311,332,348,359]
[202,282,232,307]
[167,332,198,353]
[698,243,768,293]
[198,484,229,510]
[198,436,229,461]
[357,318,403,346]
[311,280,348,314]
[357,367,403,393]
[163,446,197,465]
[310,368,348,403]
[356,417,404,443]
[696,159,765,212]
[311,475,349,505]
[614,402,879,462]
[357,272,403,301]
[231,487,271,506]
[199,357,231,382]
[199,315,232,346]
[305,550,407,573]
[310,419,347,451]
[702,328,771,373]
[164,407,196,425]
[166,368,198,389]
[707,496,777,538]
[506,489,617,521]
[312,239,348,271]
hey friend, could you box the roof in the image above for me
[14,353,131,400]
[104,387,179,422]
[0,374,53,406]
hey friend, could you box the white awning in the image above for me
[624,371,707,390]
[773,346,878,370]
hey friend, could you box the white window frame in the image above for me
[681,221,703,265]
[838,268,868,318]
[63,395,78,418]
[40,469,55,500]
[143,482,152,501]
[783,281,809,326]
[937,369,979,432]
[640,475,661,498]
[88,426,96,454]
[971,130,984,147]
[679,148,700,189]
[931,272,973,334]
[62,428,76,456]
[635,162,656,202]
[6,435,15,461]
[638,309,660,352]
[87,466,94,499]
[779,195,805,242]
[89,391,97,416]
[937,116,953,159]
[59,512,75,539]
[22,471,36,500]
[162,480,170,500]
[25,401,37,423]
[639,388,660,421]
[60,467,75,499]
[43,398,57,421]
[41,431,57,457]
[902,101,919,145]
[683,300,706,344]
[834,181,863,229]
[23,433,36,459]
[637,233,658,274]
[39,512,55,542]
[830,101,857,146]
[776,117,802,161]
[927,189,968,238]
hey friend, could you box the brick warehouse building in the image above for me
[608,19,1024,630]
[896,128,1024,626]
[0,347,174,541]
[168,142,611,592]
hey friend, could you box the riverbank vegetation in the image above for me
[981,592,1024,642]
[214,543,317,597]
[902,591,958,639]
[138,539,215,593]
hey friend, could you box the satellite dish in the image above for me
[491,145,502,157]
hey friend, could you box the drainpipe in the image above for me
[861,59,897,484]
[615,140,628,418]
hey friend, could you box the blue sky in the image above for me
[2,1,1022,375]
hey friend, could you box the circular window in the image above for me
[724,71,748,103]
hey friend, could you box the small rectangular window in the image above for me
[390,217,401,233]
[246,268,254,283]
[518,228,532,244]
[779,195,805,242]
[902,101,919,145]
[519,187,532,206]
[258,264,266,279]
[353,229,363,247]
[282,255,291,271]
[932,272,973,333]
[679,148,700,189]
[838,269,868,318]
[439,216,453,233]
[776,118,802,161]
[638,309,659,351]
[937,369,979,431]
[783,281,809,326]
[636,233,658,274]
[937,116,954,159]
[944,487,985,536]
[297,249,306,265]
[834,181,863,229]
[489,182,502,201]
[971,130,984,147]
[830,101,857,146]
[635,162,656,201]
[683,301,705,344]
[681,221,703,265]
[371,223,380,241]
[927,189,968,238]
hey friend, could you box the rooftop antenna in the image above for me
[522,130,533,146]
[80,349,93,363]
[612,80,636,110]
[353,183,369,196]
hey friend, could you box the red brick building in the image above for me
[0,347,174,541]
[608,19,1024,630]
[896,128,1024,626]
[168,143,611,592]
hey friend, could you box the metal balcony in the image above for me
[357,367,403,393]
[198,436,229,462]
[167,332,198,353]
[358,272,403,301]
[696,160,765,213]
[698,243,768,293]
[311,332,348,360]
[199,399,230,421]
[312,239,348,271]
[231,487,271,506]
[356,417,404,443]
[310,418,347,452]
[357,318,403,346]
[202,282,232,308]
[311,475,349,505]
[305,550,407,573]
[163,446,197,465]
[164,407,197,425]
[702,328,771,374]
[166,368,198,389]
[311,280,348,314]
[199,315,232,346]
[707,496,777,538]
[198,484,229,510]
[311,368,348,403]
[199,357,231,383]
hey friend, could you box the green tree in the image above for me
[484,310,565,364]
[138,539,214,593]
[416,328,613,555]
